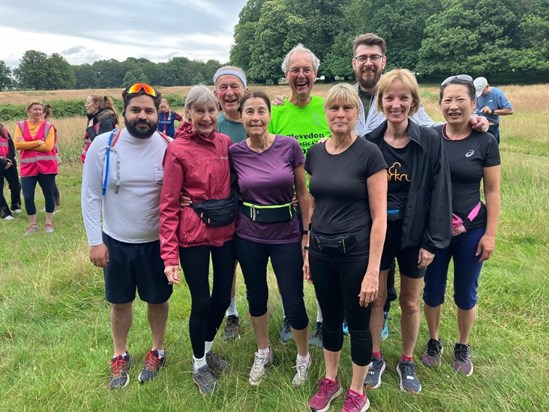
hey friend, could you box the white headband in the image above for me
[213,69,247,87]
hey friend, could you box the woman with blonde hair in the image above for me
[306,83,387,412]
[14,101,58,234]
[364,69,451,394]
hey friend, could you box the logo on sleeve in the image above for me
[465,150,475,158]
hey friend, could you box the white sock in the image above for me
[316,300,323,323]
[204,341,213,354]
[226,297,238,317]
[297,352,310,363]
[258,347,271,356]
[193,355,207,371]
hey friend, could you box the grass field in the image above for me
[0,83,548,411]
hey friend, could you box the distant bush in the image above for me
[0,95,187,122]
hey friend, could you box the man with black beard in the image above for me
[81,83,172,390]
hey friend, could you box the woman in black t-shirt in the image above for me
[305,83,387,412]
[364,69,452,394]
[422,75,501,377]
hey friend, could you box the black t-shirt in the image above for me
[305,137,387,254]
[381,139,413,214]
[438,126,500,229]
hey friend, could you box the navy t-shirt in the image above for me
[438,125,500,229]
[381,139,413,214]
[305,137,387,255]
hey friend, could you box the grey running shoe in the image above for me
[422,338,444,367]
[291,354,311,386]
[44,224,54,234]
[453,343,474,376]
[206,351,230,376]
[192,365,217,395]
[396,360,422,394]
[341,389,370,412]
[24,224,39,236]
[279,317,292,344]
[109,353,131,389]
[364,356,386,389]
[223,315,241,340]
[308,322,323,348]
[381,312,389,341]
[2,215,14,220]
[249,348,273,386]
[138,350,164,384]
[308,378,342,412]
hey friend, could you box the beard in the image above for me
[125,118,158,139]
[355,68,382,90]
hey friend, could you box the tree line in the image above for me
[0,0,547,91]
[230,0,549,83]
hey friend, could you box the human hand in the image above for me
[303,255,313,284]
[417,247,435,269]
[89,244,109,267]
[358,268,379,307]
[4,160,12,169]
[469,114,489,132]
[164,265,181,285]
[476,234,495,262]
[480,106,492,114]
[272,95,286,106]
[291,194,298,207]
[180,195,192,208]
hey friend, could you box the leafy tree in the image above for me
[230,0,267,70]
[92,59,123,88]
[192,72,205,84]
[14,50,50,89]
[46,53,76,90]
[0,61,12,90]
[74,64,98,89]
[122,71,138,88]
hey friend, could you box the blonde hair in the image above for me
[324,83,360,110]
[376,69,421,116]
[25,100,43,113]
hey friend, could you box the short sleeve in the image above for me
[289,136,305,168]
[365,141,387,178]
[483,135,501,167]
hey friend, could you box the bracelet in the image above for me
[302,229,309,235]
[303,246,309,250]
[491,109,496,115]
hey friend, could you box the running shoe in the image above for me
[308,322,323,348]
[453,343,474,376]
[223,315,241,340]
[292,353,311,386]
[109,352,131,389]
[249,348,273,386]
[138,349,164,384]
[308,377,342,412]
[422,338,443,367]
[341,389,370,412]
[364,356,386,389]
[396,360,422,394]
[192,364,217,395]
[206,351,230,376]
[279,317,292,344]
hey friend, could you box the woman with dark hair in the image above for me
[422,75,500,376]
[306,83,387,412]
[364,69,451,394]
[230,91,311,387]
[0,123,21,220]
[81,94,118,163]
[160,85,236,396]
[14,101,58,234]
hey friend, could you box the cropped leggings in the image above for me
[179,240,235,359]
[21,173,56,215]
[235,236,308,331]
[309,253,373,366]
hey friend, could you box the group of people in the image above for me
[79,32,502,412]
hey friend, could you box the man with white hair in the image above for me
[473,76,513,144]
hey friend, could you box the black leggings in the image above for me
[179,240,235,359]
[310,253,373,366]
[0,163,21,215]
[235,236,308,331]
[21,174,56,215]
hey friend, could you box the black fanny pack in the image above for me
[190,194,238,227]
[241,202,294,224]
[311,228,368,257]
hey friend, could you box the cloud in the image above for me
[0,0,247,67]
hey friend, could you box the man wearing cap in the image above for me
[81,83,172,389]
[213,66,248,340]
[473,77,513,144]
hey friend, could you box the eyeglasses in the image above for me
[127,83,157,97]
[353,54,384,63]
[441,74,473,86]
[289,67,314,76]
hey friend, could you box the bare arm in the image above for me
[302,184,315,284]
[476,165,500,261]
[359,170,387,306]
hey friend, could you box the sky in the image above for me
[0,0,248,68]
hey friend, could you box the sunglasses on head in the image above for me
[127,83,157,97]
[441,74,473,86]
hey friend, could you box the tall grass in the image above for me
[1,84,547,411]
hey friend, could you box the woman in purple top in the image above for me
[229,91,312,387]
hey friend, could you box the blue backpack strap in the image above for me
[102,129,118,196]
